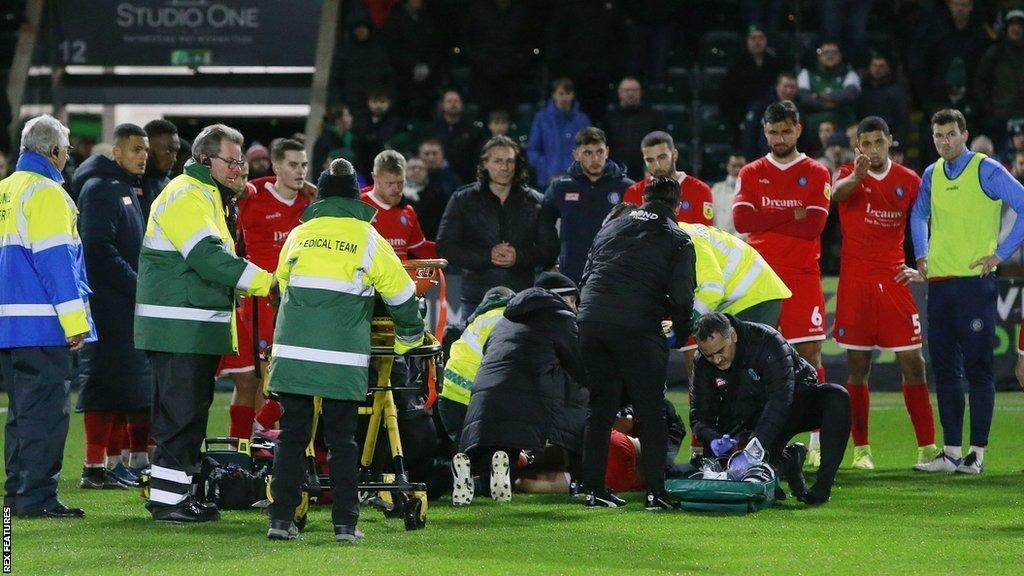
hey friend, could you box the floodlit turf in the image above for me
[3,391,1023,575]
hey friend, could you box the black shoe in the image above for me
[148,496,220,523]
[267,520,299,540]
[644,491,678,511]
[796,484,830,506]
[782,443,808,498]
[773,486,787,501]
[584,489,627,508]
[79,467,128,490]
[18,501,85,519]
[568,479,585,499]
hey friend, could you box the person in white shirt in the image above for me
[710,152,745,236]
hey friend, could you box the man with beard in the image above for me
[623,131,714,226]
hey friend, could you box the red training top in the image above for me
[624,173,715,225]
[237,176,311,272]
[360,186,436,260]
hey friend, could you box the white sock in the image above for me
[808,431,821,450]
[969,446,984,464]
[128,451,150,469]
[85,463,104,469]
[944,445,963,459]
[121,448,130,462]
[105,454,121,469]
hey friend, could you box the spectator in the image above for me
[353,88,406,176]
[381,0,444,120]
[418,138,464,200]
[1013,150,1024,183]
[426,89,487,183]
[436,135,559,317]
[1002,124,1024,166]
[528,78,591,188]
[1,115,93,519]
[818,131,854,177]
[0,149,8,178]
[488,110,511,138]
[464,0,536,116]
[797,40,862,137]
[975,9,1024,144]
[816,120,837,159]
[742,71,799,159]
[908,0,992,111]
[313,104,357,173]
[602,77,664,180]
[970,134,996,156]
[403,155,447,240]
[710,153,746,236]
[245,143,272,179]
[545,0,626,122]
[821,0,874,66]
[333,12,394,109]
[721,26,783,143]
[858,53,911,145]
[142,119,180,218]
[73,124,153,490]
[542,127,633,285]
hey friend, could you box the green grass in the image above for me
[4,391,1024,575]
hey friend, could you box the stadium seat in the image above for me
[653,103,691,142]
[699,31,741,69]
[698,104,732,145]
[697,67,727,101]
[701,143,733,182]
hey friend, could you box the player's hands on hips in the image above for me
[970,254,1001,276]
[895,264,926,285]
[711,435,737,457]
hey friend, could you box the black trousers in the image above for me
[2,346,72,514]
[269,393,360,527]
[147,352,219,506]
[581,321,668,494]
[766,383,851,497]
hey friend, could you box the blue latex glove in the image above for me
[710,435,737,457]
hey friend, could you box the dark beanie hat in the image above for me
[316,158,359,199]
[535,271,579,299]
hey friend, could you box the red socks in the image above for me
[127,420,151,453]
[255,399,282,430]
[229,404,256,439]
[845,382,870,446]
[902,382,936,447]
[106,413,127,461]
[84,412,114,466]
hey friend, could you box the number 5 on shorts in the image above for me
[912,313,921,335]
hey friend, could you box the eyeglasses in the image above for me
[212,155,246,168]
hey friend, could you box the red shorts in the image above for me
[833,275,922,351]
[776,271,826,344]
[217,296,276,377]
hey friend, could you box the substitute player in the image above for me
[218,139,310,439]
[624,131,714,225]
[910,109,1024,474]
[732,101,833,465]
[832,116,937,470]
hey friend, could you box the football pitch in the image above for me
[3,391,1023,576]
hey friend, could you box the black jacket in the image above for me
[721,52,783,137]
[354,108,407,176]
[459,288,588,454]
[73,155,152,411]
[542,160,633,285]
[425,117,487,183]
[436,182,559,304]
[140,165,170,219]
[690,315,819,452]
[602,104,664,180]
[577,201,697,339]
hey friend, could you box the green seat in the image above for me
[699,30,741,69]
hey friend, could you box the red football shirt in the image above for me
[237,176,311,272]
[624,173,714,225]
[605,429,643,492]
[360,187,435,260]
[835,160,919,280]
[733,154,832,275]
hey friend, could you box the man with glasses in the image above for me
[1,115,93,518]
[909,109,1024,474]
[135,124,276,522]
